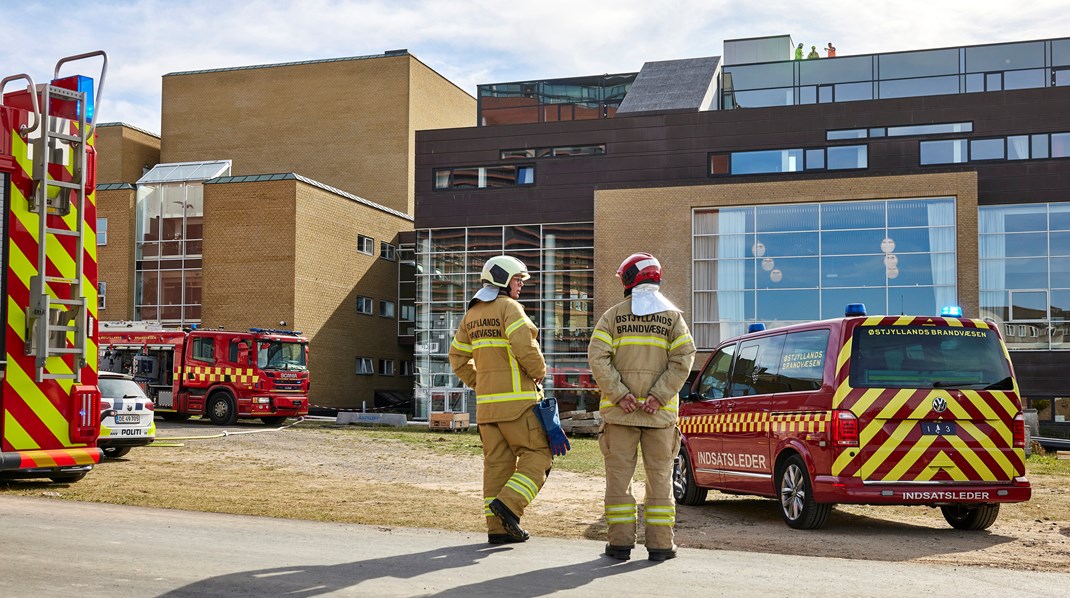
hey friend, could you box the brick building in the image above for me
[96,51,474,410]
[414,35,1070,432]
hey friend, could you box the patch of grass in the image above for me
[1026,451,1070,475]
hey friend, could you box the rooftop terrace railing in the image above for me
[722,37,1070,109]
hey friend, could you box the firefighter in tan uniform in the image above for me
[588,252,696,562]
[449,255,553,544]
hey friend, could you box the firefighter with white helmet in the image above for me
[588,252,696,561]
[449,255,553,544]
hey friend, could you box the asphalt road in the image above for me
[0,496,1065,597]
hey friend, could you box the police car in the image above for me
[97,372,156,459]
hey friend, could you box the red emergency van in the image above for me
[674,304,1031,530]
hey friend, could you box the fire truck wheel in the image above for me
[50,472,88,484]
[941,504,1000,530]
[260,416,288,426]
[102,446,131,459]
[673,446,708,505]
[207,392,238,426]
[777,455,831,529]
[161,412,192,422]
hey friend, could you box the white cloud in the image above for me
[1,0,1068,133]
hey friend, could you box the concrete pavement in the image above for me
[0,495,1064,597]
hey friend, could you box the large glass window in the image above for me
[693,198,957,348]
[414,223,595,418]
[135,161,225,326]
[980,203,1070,350]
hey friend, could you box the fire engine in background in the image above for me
[99,321,310,425]
[0,52,107,482]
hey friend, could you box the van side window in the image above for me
[729,335,786,397]
[696,344,736,399]
[777,329,830,392]
[191,337,214,362]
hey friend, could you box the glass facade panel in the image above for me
[1004,68,1046,90]
[724,62,794,90]
[827,129,867,140]
[886,122,972,137]
[822,287,888,319]
[1054,39,1070,66]
[1033,134,1051,159]
[826,145,867,169]
[734,88,793,108]
[1052,133,1070,158]
[804,149,824,170]
[965,41,1045,72]
[971,138,1005,161]
[414,223,594,418]
[920,139,967,164]
[879,75,959,99]
[1008,135,1030,160]
[731,149,803,174]
[800,56,872,85]
[694,198,955,348]
[879,48,959,79]
[834,82,873,102]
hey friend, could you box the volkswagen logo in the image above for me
[932,396,948,413]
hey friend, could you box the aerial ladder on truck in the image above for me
[0,52,107,483]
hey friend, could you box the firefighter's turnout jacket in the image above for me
[589,298,696,427]
[449,295,546,421]
[450,293,552,536]
[589,294,696,552]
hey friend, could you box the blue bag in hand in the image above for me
[535,397,571,456]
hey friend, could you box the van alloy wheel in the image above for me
[777,455,831,529]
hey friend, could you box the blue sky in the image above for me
[3,0,1069,134]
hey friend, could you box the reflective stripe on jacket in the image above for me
[449,296,546,423]
[588,297,696,428]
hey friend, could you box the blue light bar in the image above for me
[75,75,94,123]
[747,323,766,333]
[940,305,963,317]
[845,303,867,317]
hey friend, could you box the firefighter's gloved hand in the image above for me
[535,397,571,456]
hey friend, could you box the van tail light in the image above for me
[831,410,859,447]
[1012,413,1025,449]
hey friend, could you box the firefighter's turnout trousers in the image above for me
[480,407,553,534]
[600,423,680,550]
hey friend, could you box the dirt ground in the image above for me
[9,418,1070,573]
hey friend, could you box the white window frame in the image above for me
[401,360,414,376]
[379,299,396,319]
[356,296,373,314]
[98,281,107,309]
[358,235,375,255]
[380,242,397,261]
[355,357,374,375]
[379,359,396,376]
[97,217,108,246]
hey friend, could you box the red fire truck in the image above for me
[99,321,310,425]
[1,52,107,482]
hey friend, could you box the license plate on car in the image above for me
[920,421,956,435]
[115,414,140,424]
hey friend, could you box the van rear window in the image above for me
[850,325,1013,389]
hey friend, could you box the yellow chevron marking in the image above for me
[884,431,937,481]
[945,318,963,327]
[836,335,852,372]
[3,411,40,450]
[943,434,995,480]
[893,315,916,326]
[956,421,1011,478]
[6,359,70,447]
[863,316,884,326]
[7,298,27,342]
[859,418,917,479]
[950,390,998,422]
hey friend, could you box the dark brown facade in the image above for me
[416,84,1070,413]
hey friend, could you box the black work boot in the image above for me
[488,499,529,542]
[647,546,677,562]
[488,533,528,545]
[603,544,634,561]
